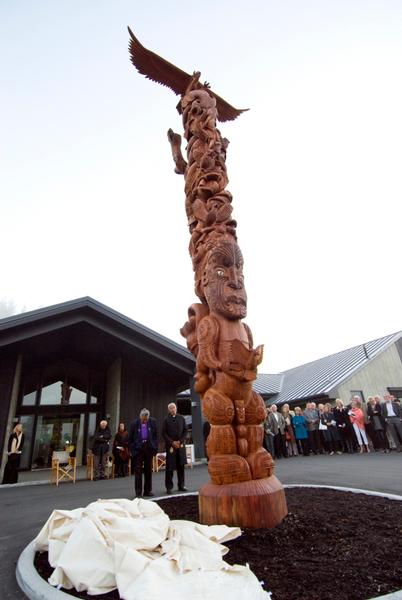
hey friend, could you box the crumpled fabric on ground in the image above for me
[34,497,271,599]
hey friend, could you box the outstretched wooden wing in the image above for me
[128,27,248,122]
[213,92,248,122]
[128,27,192,95]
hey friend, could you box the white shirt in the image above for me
[386,402,396,417]
[273,412,279,422]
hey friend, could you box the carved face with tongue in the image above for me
[201,237,247,320]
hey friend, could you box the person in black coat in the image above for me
[92,419,112,480]
[334,398,357,453]
[162,403,188,493]
[367,396,388,452]
[128,408,158,497]
[2,423,24,485]
[112,422,130,477]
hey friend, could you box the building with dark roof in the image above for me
[0,297,196,474]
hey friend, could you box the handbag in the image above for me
[319,420,327,431]
[119,447,130,462]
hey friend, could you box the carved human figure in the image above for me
[187,234,273,485]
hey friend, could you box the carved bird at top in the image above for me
[128,27,248,122]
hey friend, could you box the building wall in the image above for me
[120,360,180,450]
[332,343,402,402]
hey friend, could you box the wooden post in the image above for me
[128,29,287,527]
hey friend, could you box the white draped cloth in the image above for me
[34,498,271,599]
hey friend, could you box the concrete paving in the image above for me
[1,452,402,599]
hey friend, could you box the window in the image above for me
[350,390,365,403]
[40,380,64,405]
[31,415,84,469]
[22,390,37,406]
[21,372,38,406]
[388,388,402,401]
[18,415,35,469]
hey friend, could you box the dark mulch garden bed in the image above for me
[34,487,402,600]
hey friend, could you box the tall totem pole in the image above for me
[128,28,287,528]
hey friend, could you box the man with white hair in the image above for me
[162,403,188,494]
[92,419,112,480]
[129,408,158,497]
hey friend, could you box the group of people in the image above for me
[91,402,189,496]
[4,394,401,487]
[264,394,402,458]
[1,403,189,494]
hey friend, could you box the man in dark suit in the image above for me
[162,402,188,493]
[129,408,158,497]
[381,395,402,452]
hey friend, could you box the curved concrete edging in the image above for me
[16,540,72,600]
[283,483,402,502]
[16,486,402,600]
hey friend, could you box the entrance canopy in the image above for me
[0,297,195,471]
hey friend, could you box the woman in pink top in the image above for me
[348,399,370,453]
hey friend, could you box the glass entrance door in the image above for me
[32,415,84,469]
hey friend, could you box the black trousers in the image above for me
[165,449,185,490]
[114,453,128,477]
[134,442,153,496]
[308,429,322,453]
[1,453,20,484]
[298,438,310,456]
[273,433,288,458]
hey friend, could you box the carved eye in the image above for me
[216,269,224,277]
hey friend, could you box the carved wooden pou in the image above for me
[128,28,287,527]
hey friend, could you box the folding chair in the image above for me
[152,452,167,472]
[87,453,94,481]
[51,451,77,486]
[185,444,194,468]
[87,453,115,480]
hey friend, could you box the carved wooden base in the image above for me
[198,475,287,529]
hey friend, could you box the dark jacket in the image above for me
[7,431,24,454]
[92,425,112,455]
[112,429,130,460]
[320,411,339,442]
[162,413,188,469]
[128,417,158,456]
[333,407,351,429]
[367,403,386,429]
[381,401,402,420]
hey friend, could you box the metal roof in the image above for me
[271,331,402,405]
[252,373,284,395]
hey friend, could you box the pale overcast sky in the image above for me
[1,1,402,373]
